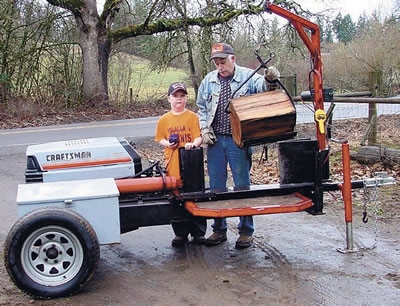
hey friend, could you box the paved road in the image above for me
[0,116,159,155]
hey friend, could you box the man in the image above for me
[196,43,280,249]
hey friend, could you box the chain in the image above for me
[362,183,370,221]
[372,183,379,249]
[361,182,379,250]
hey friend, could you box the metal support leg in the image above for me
[337,141,359,253]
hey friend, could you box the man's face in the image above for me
[168,90,187,113]
[213,56,235,78]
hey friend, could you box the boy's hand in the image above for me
[168,142,178,149]
[184,142,196,150]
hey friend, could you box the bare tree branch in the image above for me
[110,5,264,43]
[46,0,84,17]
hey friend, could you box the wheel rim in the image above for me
[21,226,84,286]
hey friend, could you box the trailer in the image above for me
[3,1,395,299]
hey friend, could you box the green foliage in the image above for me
[333,13,356,44]
[317,16,334,43]
[108,53,191,106]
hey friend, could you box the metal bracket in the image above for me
[337,247,360,254]
[363,171,396,188]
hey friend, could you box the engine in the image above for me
[25,137,142,183]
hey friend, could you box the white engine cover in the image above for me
[26,137,139,182]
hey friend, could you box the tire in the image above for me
[3,207,100,299]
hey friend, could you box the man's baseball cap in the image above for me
[210,43,235,61]
[167,82,188,95]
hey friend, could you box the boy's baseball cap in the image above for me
[210,43,235,61]
[168,82,188,95]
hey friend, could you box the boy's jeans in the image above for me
[207,135,254,236]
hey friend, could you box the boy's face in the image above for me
[168,90,187,113]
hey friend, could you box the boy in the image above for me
[155,82,206,247]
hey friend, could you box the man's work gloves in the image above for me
[201,127,217,145]
[264,66,280,82]
[264,66,280,90]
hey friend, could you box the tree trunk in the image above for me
[76,2,111,107]
[45,0,264,107]
[183,28,199,100]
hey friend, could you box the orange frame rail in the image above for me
[185,192,313,218]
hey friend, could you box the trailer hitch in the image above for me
[362,172,396,224]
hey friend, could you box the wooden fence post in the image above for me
[130,88,133,104]
[368,72,378,145]
[281,74,297,97]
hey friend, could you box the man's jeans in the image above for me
[207,135,254,236]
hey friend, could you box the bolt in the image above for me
[44,258,48,262]
[54,260,58,263]
[43,249,47,252]
[59,251,62,255]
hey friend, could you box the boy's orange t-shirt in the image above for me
[155,110,201,180]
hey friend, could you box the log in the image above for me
[229,90,296,147]
[356,146,400,164]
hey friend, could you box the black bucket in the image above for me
[179,147,205,193]
[278,139,329,184]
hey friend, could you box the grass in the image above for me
[108,53,196,104]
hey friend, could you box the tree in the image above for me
[45,0,266,106]
[324,23,334,43]
[333,13,356,43]
[0,0,79,107]
[323,17,400,93]
[356,13,369,35]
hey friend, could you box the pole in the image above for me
[368,72,378,145]
[337,141,359,253]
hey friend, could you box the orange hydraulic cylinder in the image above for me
[115,176,178,194]
[339,142,353,223]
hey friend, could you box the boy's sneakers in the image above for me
[192,235,205,245]
[204,232,227,246]
[235,235,253,249]
[171,236,187,247]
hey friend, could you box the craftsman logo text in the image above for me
[46,151,92,162]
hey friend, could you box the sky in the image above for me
[97,0,397,20]
[297,0,397,20]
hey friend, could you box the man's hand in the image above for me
[264,66,280,82]
[201,128,216,145]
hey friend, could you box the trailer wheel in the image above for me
[3,208,100,299]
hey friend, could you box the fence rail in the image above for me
[284,71,400,146]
